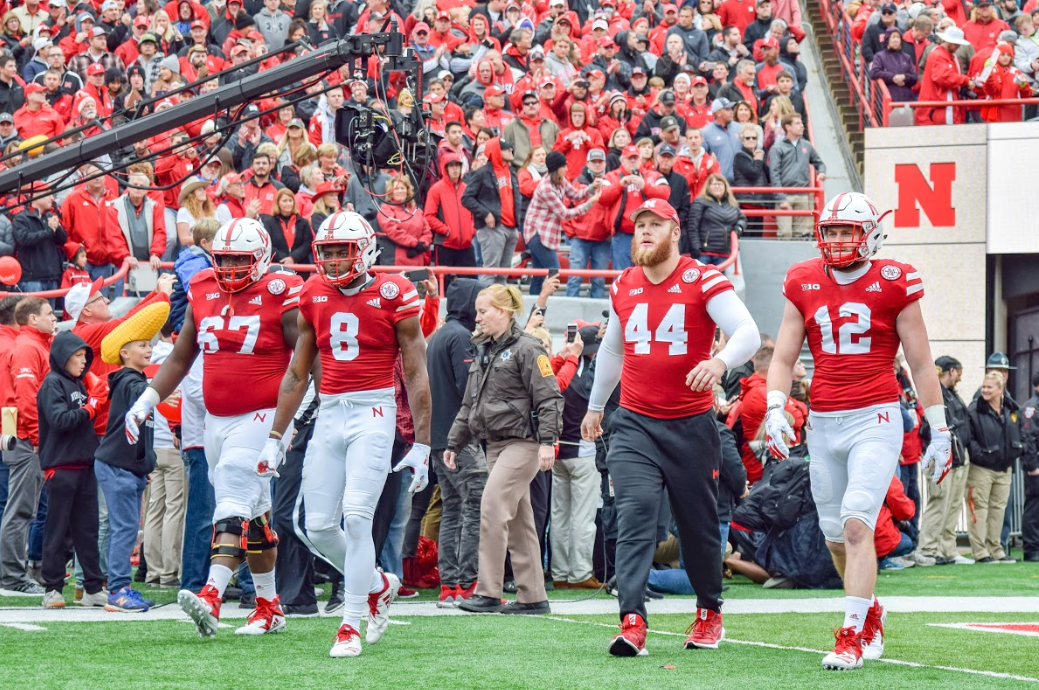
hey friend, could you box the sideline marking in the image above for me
[544,615,1039,684]
[1,623,45,631]
[929,622,1039,638]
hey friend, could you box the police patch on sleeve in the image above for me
[380,281,400,300]
[880,265,902,281]
[682,268,701,283]
[267,278,286,295]
[537,354,553,378]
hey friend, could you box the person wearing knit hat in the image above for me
[979,39,1033,122]
[94,300,170,612]
[521,149,602,293]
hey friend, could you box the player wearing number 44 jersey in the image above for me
[581,198,761,658]
[261,211,432,659]
[765,192,952,672]
[125,218,302,639]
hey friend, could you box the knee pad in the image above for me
[819,516,845,543]
[247,515,279,553]
[343,512,373,541]
[212,517,249,560]
[841,490,880,531]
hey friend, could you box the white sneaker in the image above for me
[235,596,287,635]
[365,572,400,645]
[330,624,363,658]
[42,590,65,609]
[953,554,975,565]
[908,551,936,567]
[77,589,108,607]
[889,556,915,569]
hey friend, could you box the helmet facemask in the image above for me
[314,240,368,287]
[213,249,263,293]
[816,221,872,269]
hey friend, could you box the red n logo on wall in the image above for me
[893,162,956,228]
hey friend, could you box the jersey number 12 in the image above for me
[814,302,872,355]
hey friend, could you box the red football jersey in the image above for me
[299,273,420,395]
[188,269,303,416]
[610,256,734,419]
[784,258,923,413]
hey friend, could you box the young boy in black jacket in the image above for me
[95,301,169,613]
[37,331,106,609]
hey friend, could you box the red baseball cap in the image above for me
[597,36,615,48]
[621,144,640,158]
[691,75,708,86]
[436,10,450,20]
[134,15,150,27]
[484,85,505,98]
[191,19,206,29]
[424,92,445,103]
[663,3,678,11]
[86,62,105,76]
[761,36,780,49]
[25,83,46,95]
[629,199,680,225]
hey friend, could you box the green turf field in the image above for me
[2,554,1037,690]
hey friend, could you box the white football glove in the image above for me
[393,442,431,493]
[764,405,795,460]
[923,426,953,484]
[124,389,159,444]
[256,437,286,478]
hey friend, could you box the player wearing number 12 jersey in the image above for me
[261,211,432,659]
[125,218,302,639]
[581,199,760,657]
[765,192,951,671]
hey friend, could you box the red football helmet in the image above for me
[210,218,272,293]
[312,211,379,287]
[815,192,889,269]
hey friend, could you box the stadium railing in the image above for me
[880,93,1039,125]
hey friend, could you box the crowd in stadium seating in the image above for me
[0,0,831,301]
[848,0,1038,123]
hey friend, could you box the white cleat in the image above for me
[861,601,886,660]
[330,624,363,658]
[365,572,400,645]
[178,587,221,639]
[821,627,864,671]
[235,596,287,635]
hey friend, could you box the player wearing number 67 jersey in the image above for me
[262,211,432,660]
[124,217,302,640]
[764,192,951,672]
[580,198,760,658]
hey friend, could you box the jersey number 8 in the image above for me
[329,312,360,362]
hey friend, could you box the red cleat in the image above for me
[177,585,222,638]
[235,595,286,635]
[822,626,863,670]
[684,608,724,649]
[609,613,648,657]
[861,599,886,660]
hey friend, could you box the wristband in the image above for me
[269,430,283,440]
[923,404,948,430]
[766,390,788,412]
[140,387,161,407]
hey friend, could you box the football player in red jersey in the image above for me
[260,211,432,659]
[125,218,304,638]
[764,192,952,671]
[581,199,760,657]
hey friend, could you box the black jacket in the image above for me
[461,144,523,231]
[96,366,155,477]
[558,356,594,459]
[13,208,68,282]
[717,421,747,522]
[732,149,778,205]
[36,332,98,470]
[657,168,693,241]
[1021,393,1039,473]
[634,106,689,145]
[261,213,313,264]
[685,197,746,257]
[935,383,972,468]
[427,278,481,451]
[967,396,1023,473]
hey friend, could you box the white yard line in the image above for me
[0,623,45,631]
[544,615,1039,685]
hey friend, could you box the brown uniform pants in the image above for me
[475,439,546,603]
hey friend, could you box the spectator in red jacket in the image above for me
[596,144,670,271]
[553,102,606,181]
[916,27,974,125]
[13,83,62,141]
[876,476,917,569]
[964,0,1011,51]
[425,152,476,282]
[61,166,120,286]
[564,148,612,298]
[380,173,433,267]
[981,41,1033,121]
[105,172,168,271]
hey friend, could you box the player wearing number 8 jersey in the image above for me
[125,217,301,639]
[263,211,432,659]
[765,192,951,671]
[581,198,760,657]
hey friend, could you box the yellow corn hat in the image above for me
[100,301,171,365]
[18,135,48,157]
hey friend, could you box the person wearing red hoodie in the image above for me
[482,85,515,136]
[735,343,807,485]
[425,152,476,283]
[875,476,916,568]
[461,138,522,284]
[596,144,669,271]
[553,102,606,181]
[2,297,56,595]
[981,41,1033,121]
